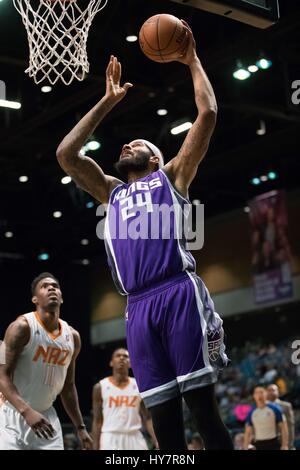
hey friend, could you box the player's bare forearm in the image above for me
[164,24,217,194]
[279,421,289,449]
[145,418,158,448]
[92,382,103,450]
[56,96,119,203]
[0,371,31,415]
[57,95,116,162]
[56,56,130,203]
[57,55,132,163]
[243,425,252,450]
[58,329,81,427]
[189,57,217,116]
[91,420,103,450]
[60,384,84,429]
[61,384,93,449]
[288,407,295,446]
[60,329,84,429]
[140,401,157,448]
[0,319,32,415]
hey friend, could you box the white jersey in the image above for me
[11,312,74,412]
[100,377,142,433]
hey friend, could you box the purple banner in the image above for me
[249,190,293,304]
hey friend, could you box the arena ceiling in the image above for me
[0,0,300,264]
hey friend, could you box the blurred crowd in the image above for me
[184,338,300,449]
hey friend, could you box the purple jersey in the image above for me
[104,169,196,294]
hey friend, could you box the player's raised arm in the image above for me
[164,22,217,197]
[56,55,133,204]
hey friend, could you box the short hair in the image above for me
[252,385,265,394]
[31,272,60,295]
[111,348,129,359]
[266,383,278,389]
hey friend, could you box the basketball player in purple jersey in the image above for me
[57,22,233,450]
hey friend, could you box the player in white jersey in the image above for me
[92,348,157,450]
[0,272,93,450]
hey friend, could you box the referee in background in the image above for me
[267,383,295,449]
[244,386,288,450]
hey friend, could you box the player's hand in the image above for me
[22,408,55,439]
[175,20,198,66]
[105,55,133,104]
[153,439,159,450]
[77,429,93,450]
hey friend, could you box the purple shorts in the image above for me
[126,271,228,408]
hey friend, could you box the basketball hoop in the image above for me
[13,0,108,85]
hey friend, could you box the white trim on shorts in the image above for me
[185,271,211,370]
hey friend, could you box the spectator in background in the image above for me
[276,376,288,395]
[244,386,288,450]
[188,433,204,450]
[267,384,295,449]
[263,365,278,384]
[234,432,246,450]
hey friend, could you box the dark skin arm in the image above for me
[91,382,103,450]
[56,55,132,204]
[0,318,55,439]
[139,401,158,449]
[243,424,253,450]
[60,329,93,450]
[164,21,217,198]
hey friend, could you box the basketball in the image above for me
[139,14,189,63]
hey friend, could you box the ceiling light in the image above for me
[53,211,62,218]
[260,175,268,182]
[85,140,101,151]
[86,201,94,209]
[0,99,21,110]
[171,122,192,135]
[233,69,251,80]
[5,231,13,238]
[157,109,168,116]
[248,65,259,73]
[126,35,138,42]
[82,259,90,265]
[256,120,266,136]
[61,176,71,185]
[38,252,49,261]
[244,206,250,213]
[81,239,89,246]
[251,177,260,185]
[19,175,28,183]
[41,86,52,93]
[256,58,272,70]
[268,171,277,180]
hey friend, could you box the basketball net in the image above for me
[13,0,108,85]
